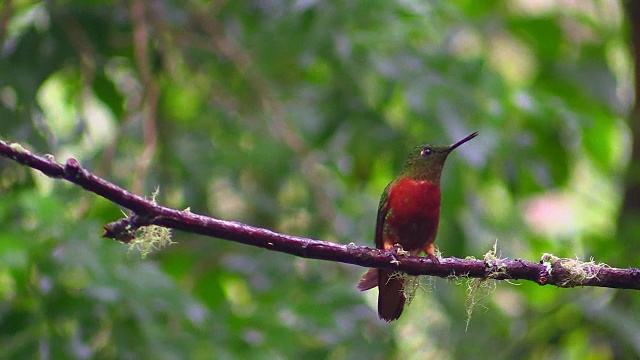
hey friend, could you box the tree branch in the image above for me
[2,138,640,290]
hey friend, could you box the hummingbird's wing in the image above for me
[375,182,392,250]
[356,182,392,292]
[375,180,406,321]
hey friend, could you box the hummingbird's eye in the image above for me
[420,147,433,157]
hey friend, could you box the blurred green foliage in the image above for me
[0,0,637,359]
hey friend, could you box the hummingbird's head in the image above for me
[400,132,478,184]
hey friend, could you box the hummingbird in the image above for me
[357,132,478,322]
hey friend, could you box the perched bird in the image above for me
[357,132,478,322]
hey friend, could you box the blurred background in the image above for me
[1,0,639,358]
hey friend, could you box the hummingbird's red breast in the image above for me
[381,178,441,253]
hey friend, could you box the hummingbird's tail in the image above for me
[357,268,379,291]
[377,268,406,322]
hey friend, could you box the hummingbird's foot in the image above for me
[426,253,440,264]
[393,244,410,257]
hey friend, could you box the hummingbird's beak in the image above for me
[448,132,478,152]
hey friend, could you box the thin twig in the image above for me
[0,0,13,47]
[130,0,159,195]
